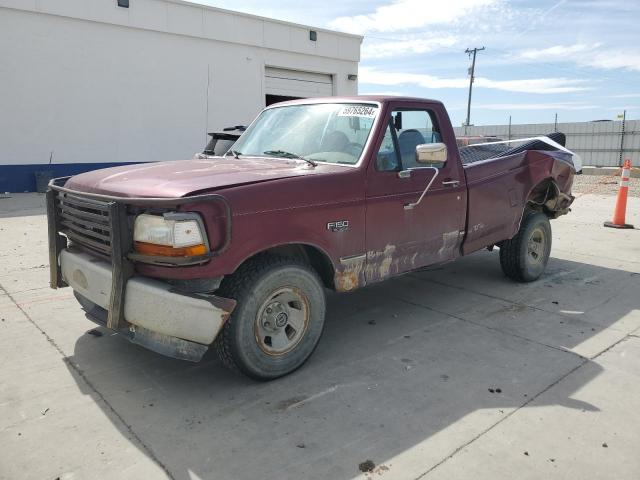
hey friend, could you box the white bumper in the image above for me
[60,249,232,345]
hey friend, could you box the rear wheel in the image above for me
[214,255,326,380]
[499,211,552,282]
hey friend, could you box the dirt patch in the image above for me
[573,174,640,197]
[359,460,375,473]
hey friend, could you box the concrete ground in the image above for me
[1,192,639,480]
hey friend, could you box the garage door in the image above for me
[265,67,333,98]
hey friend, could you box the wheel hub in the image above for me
[261,302,288,331]
[527,227,545,264]
[275,312,288,328]
[255,287,310,355]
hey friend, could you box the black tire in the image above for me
[499,211,552,282]
[214,254,326,380]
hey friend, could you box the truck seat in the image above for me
[321,131,350,152]
[398,129,426,168]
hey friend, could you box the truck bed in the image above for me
[459,132,568,165]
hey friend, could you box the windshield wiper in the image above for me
[263,150,317,167]
[225,150,242,159]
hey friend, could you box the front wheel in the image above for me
[214,255,326,380]
[499,211,552,282]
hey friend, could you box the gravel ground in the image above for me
[573,172,640,197]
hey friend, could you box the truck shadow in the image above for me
[64,250,639,479]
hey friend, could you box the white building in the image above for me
[0,0,362,191]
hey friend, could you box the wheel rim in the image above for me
[527,227,546,265]
[254,287,310,356]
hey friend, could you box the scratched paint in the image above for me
[335,244,406,291]
[359,234,462,286]
[373,244,396,278]
[364,244,398,283]
[437,230,460,259]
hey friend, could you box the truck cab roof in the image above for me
[264,95,445,109]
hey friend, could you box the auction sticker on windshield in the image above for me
[338,105,377,118]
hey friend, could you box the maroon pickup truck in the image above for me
[47,96,578,380]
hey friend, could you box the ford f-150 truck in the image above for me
[47,96,578,380]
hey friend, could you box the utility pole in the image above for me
[464,46,484,134]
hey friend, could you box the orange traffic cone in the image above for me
[604,159,634,229]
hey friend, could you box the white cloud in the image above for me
[608,106,640,111]
[359,67,468,89]
[609,93,640,99]
[358,90,404,96]
[359,66,590,94]
[329,0,498,34]
[362,35,457,59]
[587,51,640,72]
[475,77,590,94]
[519,44,596,61]
[517,44,640,72]
[477,102,598,110]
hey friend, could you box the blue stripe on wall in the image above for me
[0,162,146,193]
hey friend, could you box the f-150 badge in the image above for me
[327,220,349,232]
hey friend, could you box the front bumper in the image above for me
[46,178,235,362]
[60,249,236,360]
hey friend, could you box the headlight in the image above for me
[133,213,208,257]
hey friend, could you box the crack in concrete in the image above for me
[0,281,176,480]
[413,359,588,479]
[551,248,640,267]
[408,313,635,479]
[410,274,623,332]
[393,294,589,362]
[0,285,52,295]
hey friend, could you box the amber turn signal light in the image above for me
[134,241,207,257]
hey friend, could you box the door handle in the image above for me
[404,167,439,210]
[442,180,460,187]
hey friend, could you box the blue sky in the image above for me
[199,0,639,126]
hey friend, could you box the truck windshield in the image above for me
[231,103,379,165]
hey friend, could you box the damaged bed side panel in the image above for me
[462,150,575,256]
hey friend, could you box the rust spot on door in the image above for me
[335,269,360,292]
[335,254,366,292]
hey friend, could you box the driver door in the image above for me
[364,103,466,284]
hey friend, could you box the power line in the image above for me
[464,47,485,133]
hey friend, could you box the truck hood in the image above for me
[63,157,331,197]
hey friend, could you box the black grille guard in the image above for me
[46,176,233,331]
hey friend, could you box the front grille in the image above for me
[55,191,113,257]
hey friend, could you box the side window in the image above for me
[375,123,400,171]
[394,109,441,169]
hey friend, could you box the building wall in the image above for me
[454,120,640,167]
[0,0,361,191]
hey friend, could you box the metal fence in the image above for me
[453,120,639,167]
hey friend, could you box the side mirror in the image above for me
[416,143,447,166]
